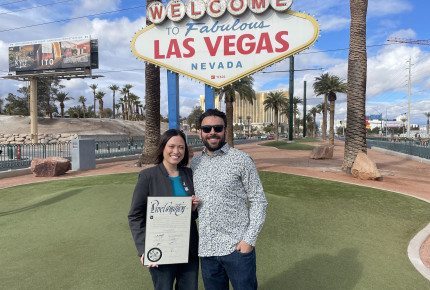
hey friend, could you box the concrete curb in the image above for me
[408,222,430,280]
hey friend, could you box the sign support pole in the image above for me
[204,84,214,111]
[303,80,307,138]
[167,70,180,129]
[30,78,38,143]
[288,56,294,141]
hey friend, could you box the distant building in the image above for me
[200,90,288,129]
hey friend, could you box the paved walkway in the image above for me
[1,139,429,277]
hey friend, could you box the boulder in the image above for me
[351,152,382,181]
[310,145,334,159]
[31,157,71,177]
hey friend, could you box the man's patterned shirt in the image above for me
[190,143,268,257]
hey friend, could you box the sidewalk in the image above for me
[1,139,429,274]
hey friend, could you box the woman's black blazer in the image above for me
[128,163,198,259]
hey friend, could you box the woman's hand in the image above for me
[191,195,200,211]
[141,255,158,268]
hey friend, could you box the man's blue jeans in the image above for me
[148,256,199,290]
[201,248,257,290]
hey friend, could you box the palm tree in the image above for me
[109,85,120,119]
[89,84,98,117]
[216,76,255,147]
[54,91,72,118]
[114,103,121,119]
[139,104,144,120]
[305,112,314,137]
[0,97,4,114]
[128,92,139,120]
[124,84,134,120]
[120,87,129,120]
[140,64,161,164]
[78,96,87,118]
[292,96,303,137]
[424,112,430,136]
[246,115,251,137]
[95,91,105,118]
[342,0,368,171]
[313,73,347,142]
[325,76,348,144]
[263,91,288,140]
[238,115,242,136]
[309,106,320,137]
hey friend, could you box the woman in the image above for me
[128,129,199,290]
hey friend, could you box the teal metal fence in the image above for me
[0,142,71,171]
[94,140,144,159]
[0,138,209,171]
[371,139,430,159]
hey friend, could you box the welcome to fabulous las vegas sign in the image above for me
[131,0,319,88]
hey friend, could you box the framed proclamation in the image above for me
[144,196,192,265]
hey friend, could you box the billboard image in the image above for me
[9,35,94,75]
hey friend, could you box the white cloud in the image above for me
[368,0,413,17]
[318,16,350,32]
[73,0,121,15]
[388,29,416,40]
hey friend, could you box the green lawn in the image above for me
[260,140,315,150]
[1,172,429,289]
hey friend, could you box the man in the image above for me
[190,109,267,290]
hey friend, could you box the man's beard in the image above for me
[202,133,226,152]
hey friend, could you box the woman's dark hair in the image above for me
[154,129,189,167]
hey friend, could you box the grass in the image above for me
[260,137,323,150]
[1,172,429,289]
[260,141,315,150]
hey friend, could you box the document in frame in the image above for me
[144,196,192,265]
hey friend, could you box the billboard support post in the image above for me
[204,85,214,111]
[30,78,38,143]
[167,70,180,129]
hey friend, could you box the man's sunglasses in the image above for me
[201,125,225,133]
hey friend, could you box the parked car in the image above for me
[260,135,268,140]
[267,135,275,140]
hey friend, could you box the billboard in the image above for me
[8,35,97,75]
[132,8,319,88]
[386,121,402,128]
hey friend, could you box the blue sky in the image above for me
[1,0,429,126]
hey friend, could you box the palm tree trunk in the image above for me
[293,113,296,137]
[60,103,64,118]
[322,95,327,140]
[329,100,335,145]
[274,109,279,140]
[112,92,116,119]
[342,0,368,171]
[99,101,103,118]
[225,98,234,147]
[313,113,317,137]
[140,62,160,164]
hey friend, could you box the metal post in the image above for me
[205,84,214,111]
[407,57,411,138]
[288,56,294,141]
[167,70,180,129]
[30,78,38,143]
[303,80,307,138]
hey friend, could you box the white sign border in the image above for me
[131,10,319,88]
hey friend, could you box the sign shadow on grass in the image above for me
[260,248,362,290]
[0,188,85,216]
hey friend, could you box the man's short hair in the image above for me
[199,109,227,127]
